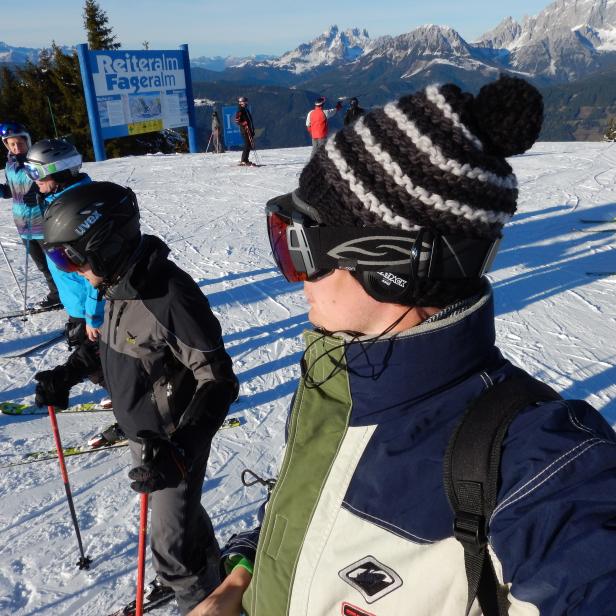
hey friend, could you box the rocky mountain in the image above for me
[215,26,373,85]
[309,25,503,101]
[216,1,616,91]
[476,0,616,81]
[265,25,371,73]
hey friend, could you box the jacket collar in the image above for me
[302,286,499,414]
[105,235,170,301]
[43,174,91,204]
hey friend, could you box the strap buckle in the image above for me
[453,512,487,555]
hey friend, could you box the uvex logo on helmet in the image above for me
[74,209,103,236]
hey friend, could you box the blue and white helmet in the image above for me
[0,122,31,150]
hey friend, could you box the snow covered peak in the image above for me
[479,0,616,50]
[271,25,371,73]
[367,24,473,61]
[473,0,616,80]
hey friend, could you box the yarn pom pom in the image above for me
[473,75,544,157]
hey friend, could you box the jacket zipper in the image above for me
[113,302,127,346]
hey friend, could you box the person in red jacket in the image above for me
[235,96,256,166]
[305,96,342,156]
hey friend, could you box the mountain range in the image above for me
[3,0,616,143]
[211,0,616,94]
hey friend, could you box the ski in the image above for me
[0,401,113,416]
[0,416,246,468]
[0,331,64,359]
[0,303,62,320]
[579,219,616,224]
[0,440,129,468]
[106,587,175,615]
[573,228,616,233]
[586,272,616,277]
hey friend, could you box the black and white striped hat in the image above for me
[297,76,543,240]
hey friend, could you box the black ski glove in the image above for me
[34,365,75,409]
[128,438,188,494]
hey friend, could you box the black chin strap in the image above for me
[301,307,413,389]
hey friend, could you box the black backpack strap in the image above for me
[443,373,561,616]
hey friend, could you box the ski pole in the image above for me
[0,239,25,303]
[205,132,213,154]
[247,132,262,166]
[47,405,92,570]
[23,237,30,320]
[135,439,153,616]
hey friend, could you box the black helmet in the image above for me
[350,97,358,107]
[43,181,140,281]
[25,138,82,181]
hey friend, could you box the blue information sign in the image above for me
[222,105,244,148]
[77,44,197,161]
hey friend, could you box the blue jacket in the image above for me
[225,287,616,615]
[1,153,45,239]
[44,175,105,328]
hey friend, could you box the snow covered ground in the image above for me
[0,141,614,614]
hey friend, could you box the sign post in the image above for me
[77,44,198,161]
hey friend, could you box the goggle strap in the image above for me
[307,226,500,279]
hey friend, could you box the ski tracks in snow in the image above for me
[1,144,615,614]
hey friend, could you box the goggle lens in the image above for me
[266,209,333,282]
[45,245,86,273]
[24,162,42,180]
[267,211,307,282]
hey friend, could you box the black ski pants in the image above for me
[241,130,252,163]
[129,429,221,614]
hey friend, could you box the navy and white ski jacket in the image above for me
[224,286,616,615]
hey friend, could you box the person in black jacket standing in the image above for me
[34,182,239,615]
[343,96,365,126]
[235,96,255,166]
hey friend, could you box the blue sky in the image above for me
[5,0,552,57]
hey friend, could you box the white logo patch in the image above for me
[338,555,403,604]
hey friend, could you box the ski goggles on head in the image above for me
[265,191,502,283]
[44,243,87,273]
[24,153,82,181]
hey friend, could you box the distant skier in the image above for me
[210,110,224,153]
[0,122,60,308]
[235,96,255,166]
[306,96,342,156]
[343,96,365,126]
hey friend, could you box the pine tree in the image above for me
[604,117,616,142]
[83,0,121,50]
[14,60,53,142]
[48,43,93,159]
